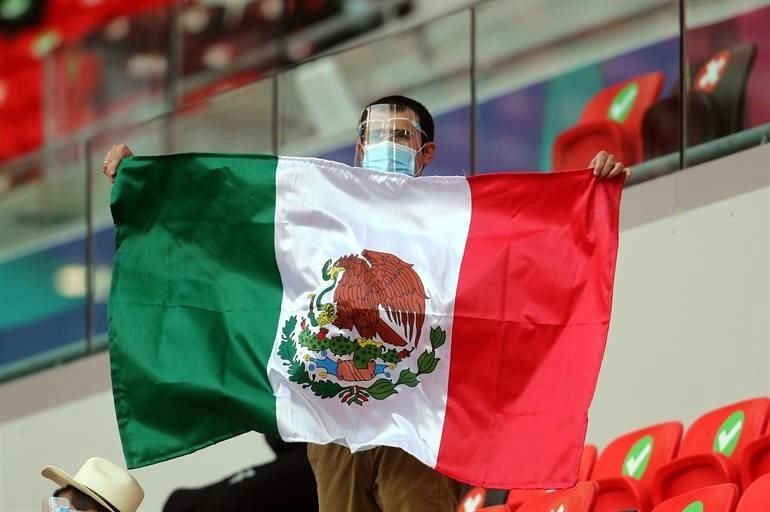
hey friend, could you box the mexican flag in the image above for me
[109,154,622,488]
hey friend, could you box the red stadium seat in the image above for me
[0,52,100,169]
[179,70,263,110]
[651,484,738,512]
[505,445,597,510]
[692,43,757,135]
[3,0,176,66]
[505,488,545,509]
[516,482,597,512]
[579,444,598,481]
[458,487,487,512]
[736,473,770,511]
[0,64,43,161]
[552,72,664,170]
[642,43,757,160]
[0,64,42,116]
[594,478,652,512]
[0,108,43,162]
[653,398,770,504]
[51,52,102,136]
[740,432,770,488]
[592,422,683,512]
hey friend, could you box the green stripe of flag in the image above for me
[109,154,283,468]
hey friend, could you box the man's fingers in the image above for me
[102,144,133,180]
[106,160,121,178]
[592,151,608,175]
[608,162,624,178]
[600,155,615,178]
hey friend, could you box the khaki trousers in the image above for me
[307,443,461,512]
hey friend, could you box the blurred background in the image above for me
[0,0,768,510]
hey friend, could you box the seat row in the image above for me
[459,396,770,512]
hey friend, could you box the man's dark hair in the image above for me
[360,95,435,144]
[54,485,114,512]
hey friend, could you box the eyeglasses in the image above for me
[357,118,427,145]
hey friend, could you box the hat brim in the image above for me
[41,466,118,512]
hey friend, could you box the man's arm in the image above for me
[101,146,630,182]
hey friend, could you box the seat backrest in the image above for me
[736,473,770,511]
[641,91,722,160]
[517,482,597,512]
[651,484,738,512]
[579,444,597,481]
[551,71,663,167]
[579,72,664,126]
[51,52,103,135]
[578,71,663,145]
[505,445,597,509]
[679,398,770,461]
[593,422,683,488]
[458,487,487,512]
[741,432,770,487]
[692,43,757,134]
[0,64,42,115]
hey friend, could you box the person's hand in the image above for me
[102,144,133,183]
[589,151,631,180]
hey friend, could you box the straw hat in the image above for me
[41,457,144,512]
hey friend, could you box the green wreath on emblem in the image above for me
[278,316,446,406]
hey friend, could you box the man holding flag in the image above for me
[102,95,627,512]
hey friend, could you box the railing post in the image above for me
[272,73,280,155]
[164,2,184,153]
[679,0,688,171]
[84,139,94,354]
[470,5,478,176]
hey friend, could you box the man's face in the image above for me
[51,489,98,512]
[356,106,436,176]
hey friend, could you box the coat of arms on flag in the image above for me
[277,250,446,406]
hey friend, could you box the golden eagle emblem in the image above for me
[277,250,446,406]
[329,249,426,348]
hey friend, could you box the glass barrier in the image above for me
[82,80,278,354]
[42,5,175,150]
[0,2,365,167]
[681,0,770,168]
[0,146,90,380]
[170,78,276,154]
[277,8,473,176]
[1,0,769,382]
[624,0,770,182]
[475,0,682,175]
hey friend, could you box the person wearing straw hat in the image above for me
[41,457,145,512]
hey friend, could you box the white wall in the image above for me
[589,144,770,445]
[0,361,274,511]
[1,145,769,510]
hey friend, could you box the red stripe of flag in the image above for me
[437,169,622,488]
